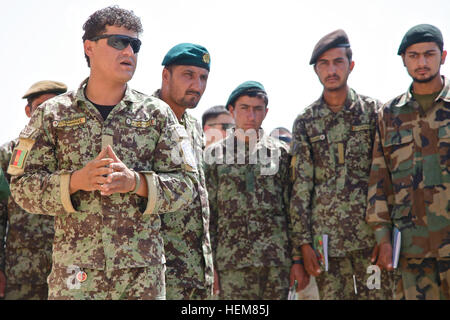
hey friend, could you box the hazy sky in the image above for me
[1,0,449,143]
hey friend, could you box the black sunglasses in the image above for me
[278,135,292,143]
[90,34,142,54]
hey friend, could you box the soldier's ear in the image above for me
[264,107,269,119]
[401,54,406,67]
[228,106,236,119]
[313,64,319,75]
[25,104,32,118]
[84,40,94,61]
[162,67,171,84]
[349,60,355,72]
[441,50,447,65]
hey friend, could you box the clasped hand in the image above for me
[69,145,136,196]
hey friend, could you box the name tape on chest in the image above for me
[53,117,86,128]
[310,134,326,143]
[351,124,372,131]
[126,118,156,128]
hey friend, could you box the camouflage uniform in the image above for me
[290,89,393,299]
[0,168,8,200]
[366,76,450,300]
[152,90,214,300]
[0,140,54,300]
[8,78,197,300]
[205,129,292,300]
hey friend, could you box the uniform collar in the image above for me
[152,89,161,99]
[395,75,450,107]
[152,88,188,125]
[317,88,359,117]
[75,77,139,104]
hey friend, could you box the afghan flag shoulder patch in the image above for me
[7,138,36,176]
[10,148,28,168]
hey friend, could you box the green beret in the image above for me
[310,29,350,65]
[22,80,68,99]
[162,43,210,71]
[398,24,444,55]
[226,81,267,110]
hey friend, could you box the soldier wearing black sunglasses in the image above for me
[8,6,197,300]
[89,34,142,54]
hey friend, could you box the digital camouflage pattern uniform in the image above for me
[290,89,393,300]
[153,90,214,300]
[205,129,292,300]
[8,78,197,300]
[366,76,450,300]
[0,140,54,300]
[0,168,9,200]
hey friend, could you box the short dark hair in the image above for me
[345,47,353,63]
[229,91,269,109]
[82,6,143,67]
[202,105,230,129]
[164,65,174,74]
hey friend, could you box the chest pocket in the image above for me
[54,117,91,169]
[346,124,374,178]
[309,133,333,182]
[216,164,248,218]
[120,117,157,148]
[117,117,159,169]
[383,128,414,206]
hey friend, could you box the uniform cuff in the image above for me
[60,172,76,213]
[292,247,302,258]
[142,171,158,215]
[374,226,391,244]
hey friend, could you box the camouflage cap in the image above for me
[225,81,266,110]
[162,43,211,71]
[310,29,350,65]
[22,80,68,99]
[398,24,444,55]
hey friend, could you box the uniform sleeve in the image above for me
[366,111,394,244]
[0,142,13,272]
[140,109,197,215]
[0,197,6,272]
[0,142,12,200]
[9,108,73,216]
[289,118,314,257]
[280,145,294,255]
[0,169,9,201]
[204,148,219,266]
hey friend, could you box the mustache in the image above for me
[415,67,430,72]
[185,90,200,97]
[326,74,340,81]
